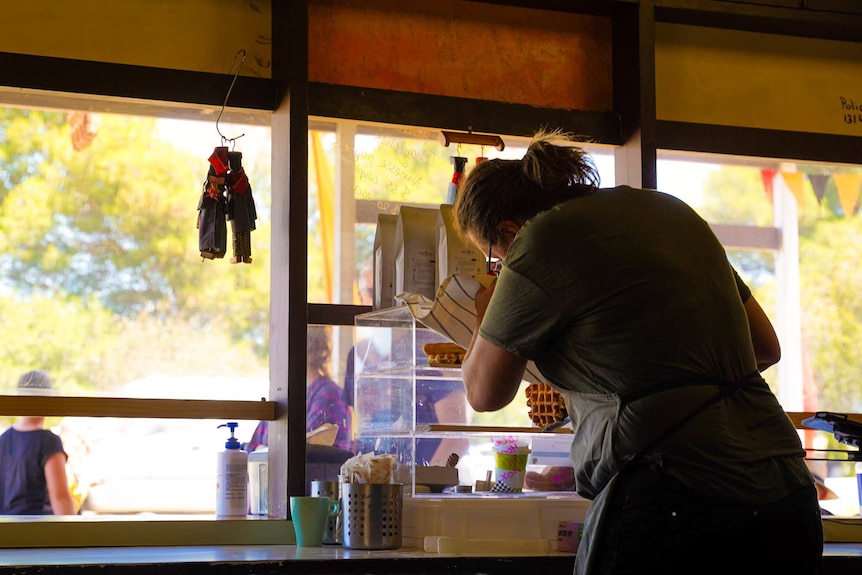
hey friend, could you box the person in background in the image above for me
[0,371,76,515]
[343,262,470,466]
[245,418,268,452]
[247,326,352,452]
[455,129,823,574]
[343,331,470,467]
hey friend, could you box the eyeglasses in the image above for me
[487,242,502,276]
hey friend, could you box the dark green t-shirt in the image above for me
[481,186,810,503]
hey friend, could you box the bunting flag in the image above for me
[832,173,862,219]
[808,174,830,206]
[760,170,862,219]
[780,172,808,210]
[760,169,777,204]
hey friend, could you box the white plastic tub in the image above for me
[402,493,591,553]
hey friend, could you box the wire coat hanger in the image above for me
[216,49,247,145]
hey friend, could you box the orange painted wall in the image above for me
[309,0,613,112]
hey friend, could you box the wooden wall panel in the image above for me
[655,23,862,136]
[308,0,613,111]
[3,0,271,78]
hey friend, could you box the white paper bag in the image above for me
[373,213,398,309]
[394,206,439,303]
[436,204,485,291]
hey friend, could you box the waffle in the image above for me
[423,342,466,367]
[525,382,568,427]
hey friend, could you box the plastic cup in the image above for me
[492,437,531,492]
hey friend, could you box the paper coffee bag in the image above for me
[436,204,485,289]
[394,206,439,302]
[373,213,398,310]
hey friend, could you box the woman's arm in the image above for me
[744,294,781,371]
[44,451,76,515]
[462,282,528,412]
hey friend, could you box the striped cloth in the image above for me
[397,274,549,386]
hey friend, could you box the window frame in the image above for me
[2,0,861,543]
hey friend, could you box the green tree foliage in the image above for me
[0,293,116,392]
[699,165,775,227]
[0,109,270,391]
[308,131,452,303]
[696,163,862,412]
[799,217,862,411]
[696,166,775,289]
[1,110,192,312]
[694,167,781,393]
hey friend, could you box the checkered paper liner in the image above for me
[489,480,520,494]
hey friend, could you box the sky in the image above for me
[156,118,271,165]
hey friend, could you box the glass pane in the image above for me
[727,248,778,389]
[307,124,615,306]
[0,108,272,402]
[659,151,862,516]
[57,416,263,515]
[0,104,273,518]
[657,156,774,224]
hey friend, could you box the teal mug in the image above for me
[290,496,341,547]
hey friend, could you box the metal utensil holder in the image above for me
[310,480,341,545]
[341,483,403,550]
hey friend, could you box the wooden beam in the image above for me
[0,52,275,115]
[613,0,658,189]
[308,303,371,326]
[657,121,862,165]
[0,395,275,420]
[308,83,623,145]
[655,0,862,42]
[271,0,311,519]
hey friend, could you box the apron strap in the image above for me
[624,370,764,463]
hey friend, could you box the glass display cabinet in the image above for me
[352,305,575,496]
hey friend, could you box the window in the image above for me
[658,152,862,515]
[5,98,859,530]
[1,105,275,527]
[307,122,616,413]
[4,110,619,526]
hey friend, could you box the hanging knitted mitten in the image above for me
[226,151,257,264]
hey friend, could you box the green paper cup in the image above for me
[492,438,531,492]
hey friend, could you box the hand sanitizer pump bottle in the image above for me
[216,422,248,517]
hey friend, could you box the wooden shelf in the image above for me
[0,395,275,421]
[3,400,852,436]
[421,424,573,434]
